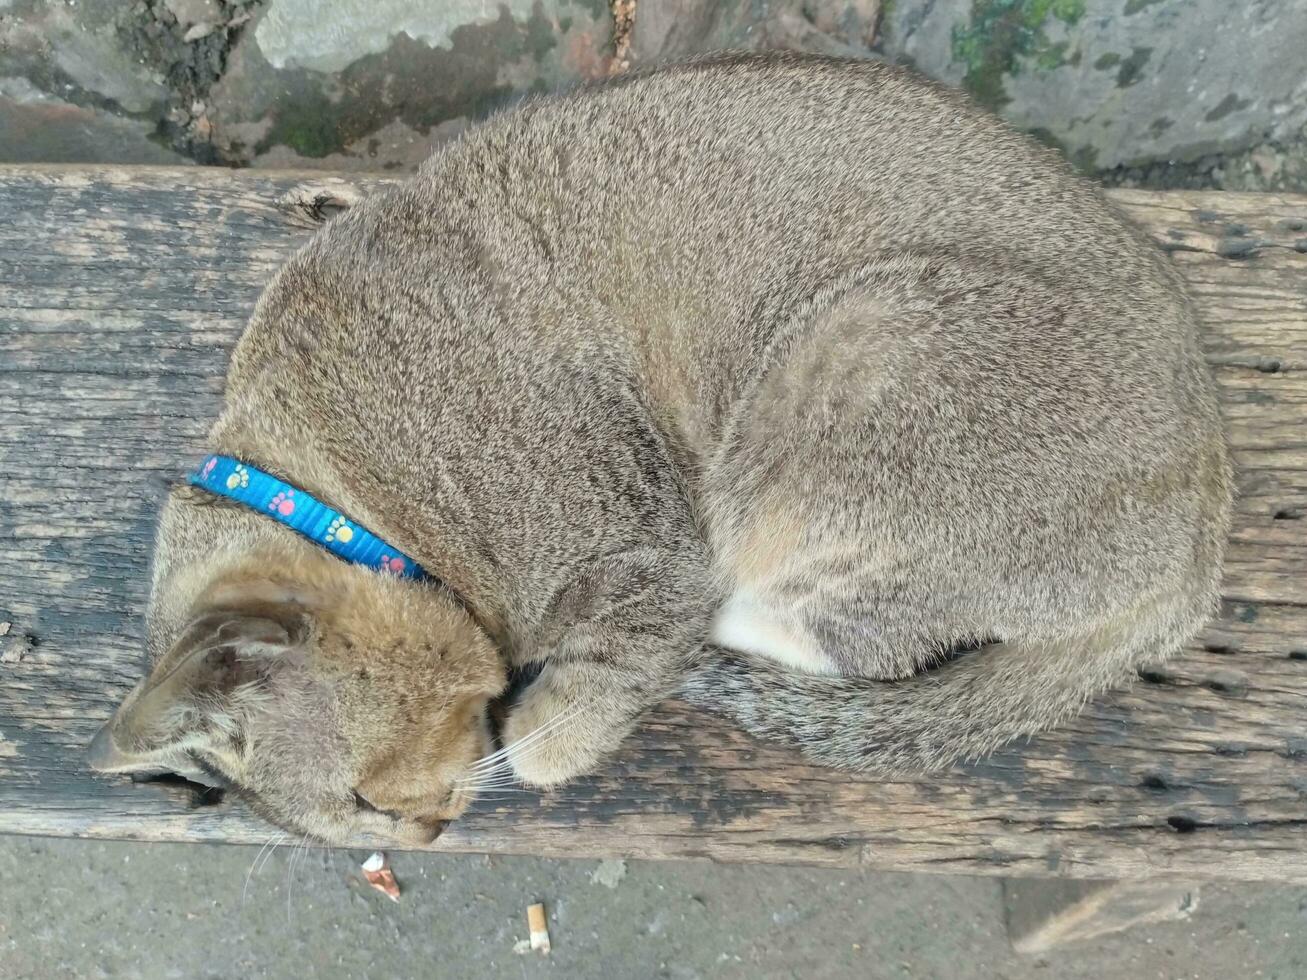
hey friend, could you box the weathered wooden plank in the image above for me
[1,167,1304,881]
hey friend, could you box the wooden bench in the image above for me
[1,167,1304,886]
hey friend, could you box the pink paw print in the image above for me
[201,457,217,480]
[380,555,406,575]
[268,490,296,516]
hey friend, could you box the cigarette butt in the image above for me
[361,851,401,902]
[527,902,551,953]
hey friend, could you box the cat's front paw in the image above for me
[501,675,619,788]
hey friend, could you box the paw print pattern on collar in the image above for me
[190,455,428,582]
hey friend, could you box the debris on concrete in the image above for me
[361,852,400,903]
[527,902,552,954]
[590,858,628,889]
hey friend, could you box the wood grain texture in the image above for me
[1,167,1304,880]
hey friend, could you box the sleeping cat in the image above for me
[89,53,1231,845]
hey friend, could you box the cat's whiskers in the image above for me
[286,833,311,925]
[255,833,286,875]
[467,702,586,772]
[464,702,588,776]
[458,781,526,795]
[456,706,589,793]
[242,831,287,908]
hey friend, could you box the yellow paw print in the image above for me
[326,516,354,544]
[226,464,249,490]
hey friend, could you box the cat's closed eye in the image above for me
[352,790,402,821]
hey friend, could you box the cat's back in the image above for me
[423,53,1158,290]
[256,54,1211,487]
[393,54,1200,457]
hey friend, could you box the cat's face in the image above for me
[90,506,507,845]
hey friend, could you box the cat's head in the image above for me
[89,490,507,845]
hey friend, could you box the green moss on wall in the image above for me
[950,0,1086,109]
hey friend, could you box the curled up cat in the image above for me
[89,53,1232,845]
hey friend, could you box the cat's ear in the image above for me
[88,608,308,773]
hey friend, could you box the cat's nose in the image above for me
[87,722,140,772]
[419,818,448,843]
[87,723,118,770]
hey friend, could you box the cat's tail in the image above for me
[679,617,1174,772]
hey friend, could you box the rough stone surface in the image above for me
[1106,129,1307,193]
[878,0,1307,173]
[206,0,612,170]
[164,0,222,32]
[2,0,1306,187]
[0,76,189,164]
[0,0,252,164]
[632,0,882,62]
[0,0,170,115]
[214,0,881,169]
[255,0,545,73]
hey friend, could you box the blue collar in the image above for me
[190,455,428,581]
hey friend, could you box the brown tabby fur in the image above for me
[90,53,1231,845]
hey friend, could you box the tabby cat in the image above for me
[89,54,1231,845]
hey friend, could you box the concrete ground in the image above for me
[1,835,1304,979]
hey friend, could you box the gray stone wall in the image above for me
[2,0,1304,188]
[880,0,1307,187]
